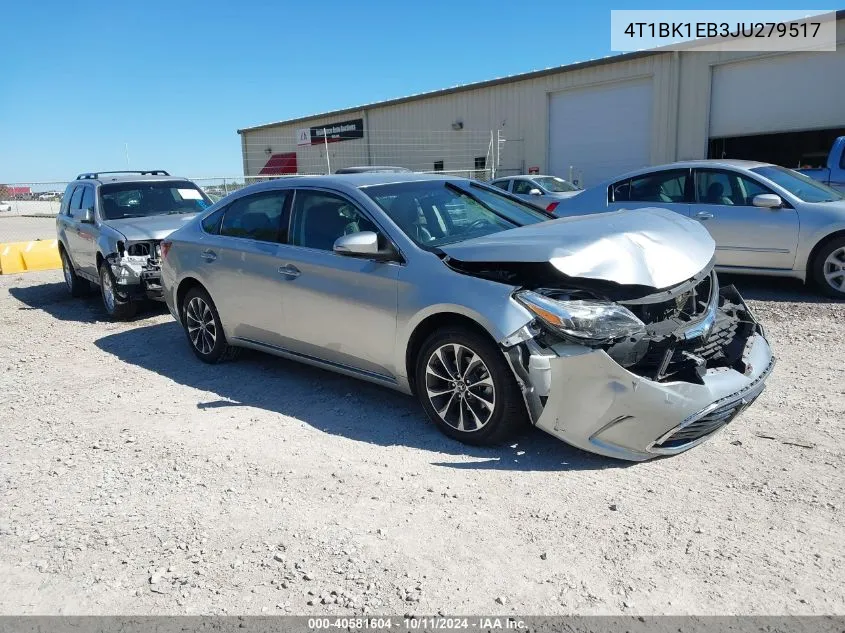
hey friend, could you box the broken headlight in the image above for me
[515,290,646,343]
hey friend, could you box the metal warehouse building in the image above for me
[238,13,845,188]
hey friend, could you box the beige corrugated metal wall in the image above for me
[241,17,845,181]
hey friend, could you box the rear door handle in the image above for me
[278,264,300,280]
[200,249,217,262]
[695,211,714,221]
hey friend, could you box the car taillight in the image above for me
[546,202,559,213]
[160,240,172,260]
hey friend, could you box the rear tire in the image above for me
[181,286,240,363]
[60,249,88,298]
[811,235,845,299]
[98,263,137,320]
[414,326,528,445]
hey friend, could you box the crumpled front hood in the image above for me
[105,213,199,242]
[439,207,715,290]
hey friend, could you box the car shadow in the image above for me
[8,282,168,323]
[94,322,625,473]
[720,273,842,304]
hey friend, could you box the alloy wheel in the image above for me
[101,269,116,312]
[425,343,496,432]
[823,246,845,292]
[186,296,217,355]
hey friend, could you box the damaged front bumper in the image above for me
[505,287,774,462]
[106,242,164,301]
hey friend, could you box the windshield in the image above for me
[535,176,580,192]
[751,166,844,203]
[99,181,212,220]
[362,180,551,248]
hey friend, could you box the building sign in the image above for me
[296,129,311,146]
[309,118,364,145]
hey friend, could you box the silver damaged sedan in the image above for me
[160,173,774,461]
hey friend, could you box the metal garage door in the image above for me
[548,78,653,188]
[710,49,845,138]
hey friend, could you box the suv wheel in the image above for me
[60,249,88,297]
[181,286,240,363]
[98,263,137,320]
[414,326,528,445]
[812,235,845,299]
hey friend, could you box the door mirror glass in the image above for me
[79,207,95,223]
[528,188,542,196]
[752,193,782,209]
[333,231,397,260]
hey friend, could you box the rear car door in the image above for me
[56,184,78,259]
[608,169,692,218]
[692,168,799,269]
[273,188,400,380]
[198,189,292,346]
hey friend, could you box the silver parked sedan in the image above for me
[553,160,845,298]
[490,174,582,213]
[160,173,774,461]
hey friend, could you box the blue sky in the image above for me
[0,0,826,183]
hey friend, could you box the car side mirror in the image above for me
[529,188,542,196]
[79,207,95,223]
[752,194,782,209]
[333,231,398,261]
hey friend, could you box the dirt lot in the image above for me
[0,270,842,615]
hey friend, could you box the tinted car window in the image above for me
[201,207,226,235]
[512,180,535,195]
[61,186,77,216]
[81,186,94,211]
[68,187,84,217]
[696,169,774,206]
[628,170,688,203]
[290,191,378,251]
[491,180,510,191]
[219,191,288,242]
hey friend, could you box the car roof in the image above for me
[602,159,774,185]
[72,170,195,186]
[334,165,411,174]
[235,172,465,196]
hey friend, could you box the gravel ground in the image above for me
[0,270,842,615]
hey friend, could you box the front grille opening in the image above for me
[127,243,152,257]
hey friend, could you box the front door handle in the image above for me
[278,264,301,280]
[695,211,714,221]
[200,249,217,262]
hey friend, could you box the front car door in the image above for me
[511,178,550,208]
[274,188,400,380]
[692,168,799,270]
[608,168,692,218]
[74,184,99,277]
[198,189,292,346]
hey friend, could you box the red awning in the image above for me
[259,153,298,175]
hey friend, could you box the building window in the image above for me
[474,156,486,170]
[433,161,444,172]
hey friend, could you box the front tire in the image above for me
[98,263,137,320]
[60,249,88,297]
[812,236,845,299]
[414,326,528,445]
[181,286,240,363]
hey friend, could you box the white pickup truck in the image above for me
[799,136,845,193]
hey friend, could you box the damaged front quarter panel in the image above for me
[497,270,775,461]
[105,240,164,299]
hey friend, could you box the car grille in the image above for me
[649,359,772,453]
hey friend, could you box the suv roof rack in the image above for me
[76,170,171,180]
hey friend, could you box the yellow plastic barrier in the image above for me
[0,239,62,274]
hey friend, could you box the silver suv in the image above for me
[159,173,774,461]
[56,170,212,319]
